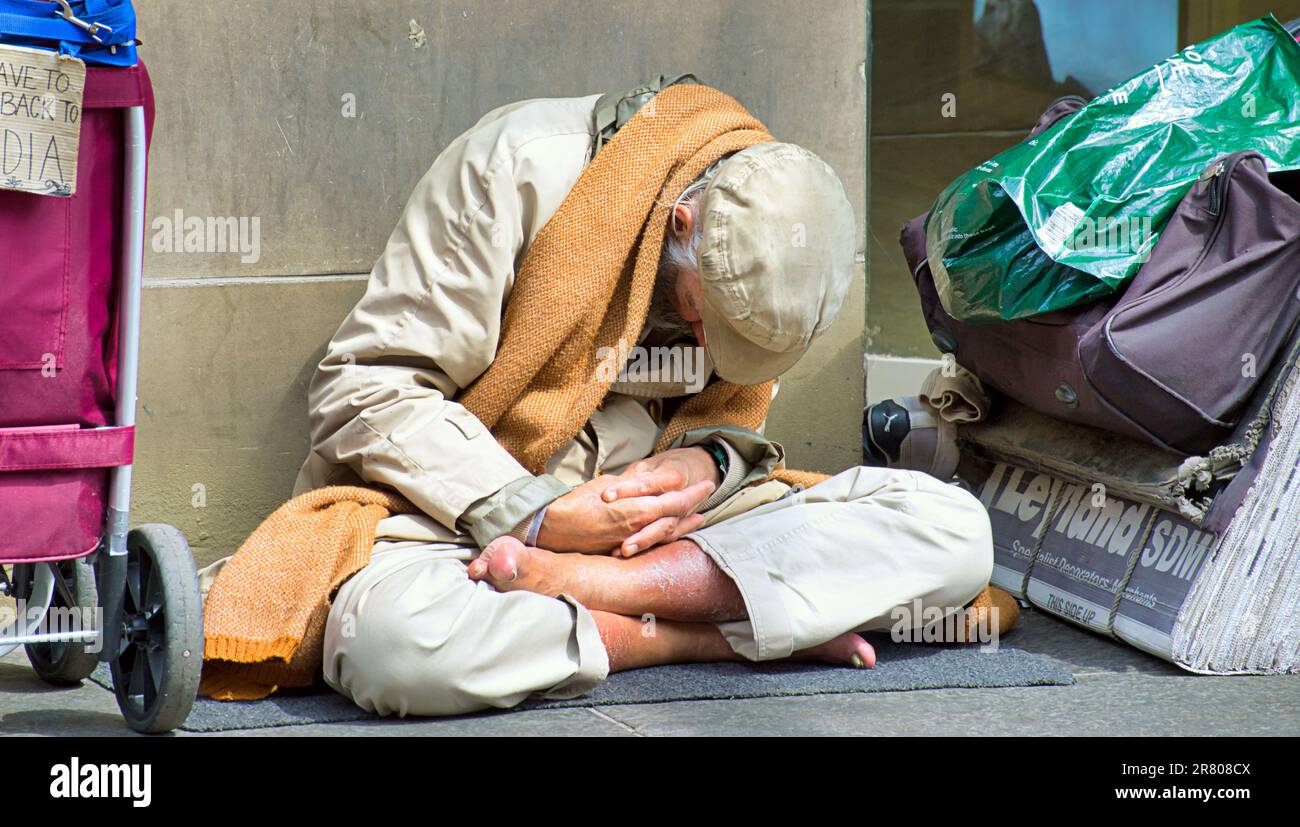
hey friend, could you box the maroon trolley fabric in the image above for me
[0,62,154,563]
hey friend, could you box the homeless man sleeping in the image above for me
[199,76,1000,717]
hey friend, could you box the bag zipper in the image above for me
[1200,158,1228,216]
[1096,152,1251,427]
[1115,151,1247,316]
[1198,150,1256,217]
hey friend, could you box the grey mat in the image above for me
[90,643,1073,732]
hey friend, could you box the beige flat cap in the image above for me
[697,142,857,385]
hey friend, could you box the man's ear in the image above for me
[677,269,706,328]
[671,202,695,237]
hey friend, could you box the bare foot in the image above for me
[795,632,877,669]
[466,536,571,598]
[594,611,878,672]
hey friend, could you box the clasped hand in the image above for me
[536,446,721,557]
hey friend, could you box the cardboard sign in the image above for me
[0,45,85,197]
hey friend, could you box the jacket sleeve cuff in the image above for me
[459,474,571,549]
[675,425,786,496]
[696,438,750,511]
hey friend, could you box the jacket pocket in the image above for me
[0,193,71,370]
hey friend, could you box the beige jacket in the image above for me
[295,93,782,547]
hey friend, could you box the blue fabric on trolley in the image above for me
[0,0,137,66]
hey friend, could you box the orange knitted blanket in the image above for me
[200,487,417,700]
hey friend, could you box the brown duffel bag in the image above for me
[902,96,1300,455]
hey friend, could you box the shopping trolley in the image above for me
[0,0,201,733]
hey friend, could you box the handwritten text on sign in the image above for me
[0,45,85,197]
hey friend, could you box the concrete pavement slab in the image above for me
[1,650,130,737]
[6,604,1295,737]
[993,608,1187,677]
[184,708,637,737]
[594,671,1300,737]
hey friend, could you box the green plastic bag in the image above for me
[926,16,1300,323]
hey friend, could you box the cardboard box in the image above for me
[965,459,1212,660]
[1114,512,1215,659]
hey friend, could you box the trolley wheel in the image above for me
[110,524,203,734]
[25,557,100,685]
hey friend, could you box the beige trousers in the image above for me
[319,466,993,717]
